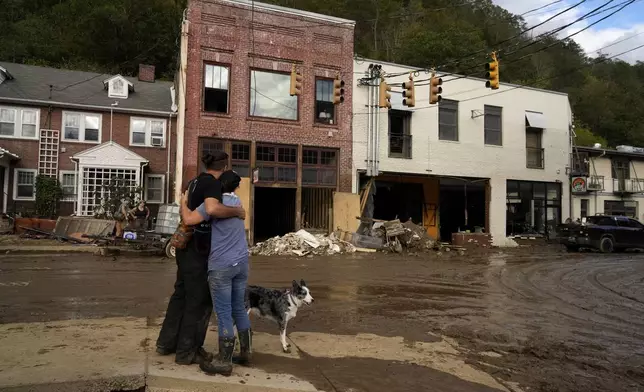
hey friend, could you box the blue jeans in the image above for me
[207,262,251,338]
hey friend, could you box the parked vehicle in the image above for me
[559,215,644,253]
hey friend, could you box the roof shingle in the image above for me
[0,62,174,114]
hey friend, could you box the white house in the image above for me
[352,60,572,246]
[571,145,644,220]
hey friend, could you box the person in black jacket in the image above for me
[156,151,246,365]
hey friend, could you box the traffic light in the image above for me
[333,75,345,104]
[429,73,443,104]
[289,64,303,96]
[485,53,499,90]
[402,74,415,108]
[379,78,392,108]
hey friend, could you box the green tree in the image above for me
[574,125,608,148]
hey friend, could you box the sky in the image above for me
[492,0,644,63]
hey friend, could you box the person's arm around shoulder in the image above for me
[203,179,245,220]
[180,192,207,226]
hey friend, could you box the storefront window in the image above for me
[506,180,562,237]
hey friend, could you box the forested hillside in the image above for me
[1,0,643,148]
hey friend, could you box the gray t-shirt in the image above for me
[196,193,248,272]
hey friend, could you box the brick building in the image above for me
[179,0,355,242]
[0,62,177,217]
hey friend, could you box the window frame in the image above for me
[526,127,544,169]
[0,105,40,140]
[314,77,337,126]
[144,174,165,204]
[248,68,300,122]
[484,105,502,146]
[58,170,78,202]
[129,117,167,148]
[203,62,231,115]
[580,199,589,218]
[388,109,412,159]
[61,111,102,144]
[611,158,630,179]
[302,147,339,188]
[13,168,37,201]
[438,99,459,141]
[255,143,298,184]
[108,78,128,99]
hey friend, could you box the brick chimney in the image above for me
[138,64,155,83]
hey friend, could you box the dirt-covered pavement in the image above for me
[1,247,643,391]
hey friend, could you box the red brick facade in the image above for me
[1,105,176,216]
[182,0,355,191]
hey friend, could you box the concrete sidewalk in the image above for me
[0,317,319,392]
[0,317,511,392]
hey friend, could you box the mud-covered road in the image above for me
[1,247,643,392]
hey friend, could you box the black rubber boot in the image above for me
[233,329,252,366]
[175,346,213,365]
[200,337,235,376]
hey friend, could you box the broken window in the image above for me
[204,64,230,114]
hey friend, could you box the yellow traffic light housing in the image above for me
[379,78,392,108]
[333,75,345,104]
[289,64,303,96]
[429,73,443,104]
[485,52,499,90]
[402,74,415,108]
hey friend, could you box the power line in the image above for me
[383,0,590,78]
[425,0,633,86]
[438,0,624,81]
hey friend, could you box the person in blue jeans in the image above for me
[180,170,251,376]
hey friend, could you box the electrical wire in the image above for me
[442,0,635,84]
[383,0,590,78]
[383,0,633,86]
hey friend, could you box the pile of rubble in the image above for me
[371,219,437,253]
[250,219,443,257]
[250,229,356,257]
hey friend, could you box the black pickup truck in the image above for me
[559,215,644,253]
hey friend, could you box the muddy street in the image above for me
[1,248,643,392]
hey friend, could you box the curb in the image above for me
[0,246,163,257]
[0,375,145,392]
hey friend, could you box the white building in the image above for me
[352,60,572,246]
[571,145,644,220]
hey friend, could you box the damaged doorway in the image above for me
[439,178,487,242]
[254,187,296,242]
[372,181,424,224]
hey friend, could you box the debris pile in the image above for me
[369,219,436,253]
[250,229,356,257]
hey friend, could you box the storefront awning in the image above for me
[525,111,547,129]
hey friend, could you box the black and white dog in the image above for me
[245,280,314,353]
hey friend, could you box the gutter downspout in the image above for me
[174,17,189,204]
[167,112,173,204]
[374,84,380,176]
[366,68,372,177]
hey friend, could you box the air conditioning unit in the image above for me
[151,136,163,147]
